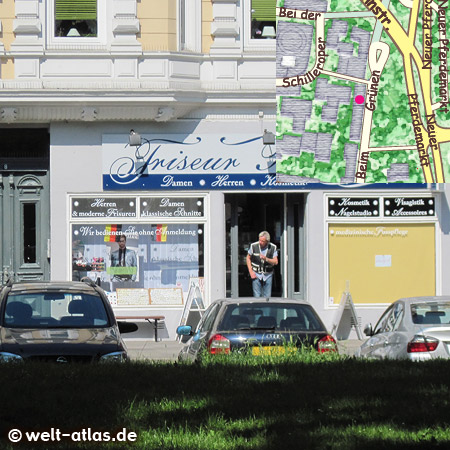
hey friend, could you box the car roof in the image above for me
[6,281,101,295]
[212,297,313,306]
[396,296,450,304]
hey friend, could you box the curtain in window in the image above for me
[55,0,97,20]
[251,0,276,21]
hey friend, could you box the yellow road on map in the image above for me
[360,0,446,182]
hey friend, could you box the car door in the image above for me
[185,303,221,360]
[384,302,406,358]
[363,306,395,359]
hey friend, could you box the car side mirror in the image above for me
[177,325,192,336]
[363,323,374,337]
[117,321,138,334]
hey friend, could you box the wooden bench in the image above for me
[115,316,165,342]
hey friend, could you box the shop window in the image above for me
[55,0,98,37]
[251,0,276,40]
[71,222,204,307]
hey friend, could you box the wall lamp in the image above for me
[129,129,142,146]
[263,129,275,145]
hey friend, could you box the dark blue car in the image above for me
[177,298,337,361]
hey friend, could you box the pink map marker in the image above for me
[355,95,365,104]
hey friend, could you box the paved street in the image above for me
[124,339,363,362]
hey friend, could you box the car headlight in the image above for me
[99,351,127,363]
[0,352,23,363]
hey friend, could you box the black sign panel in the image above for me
[328,197,380,217]
[140,197,205,218]
[384,197,435,217]
[72,197,137,218]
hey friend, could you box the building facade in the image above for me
[0,1,448,339]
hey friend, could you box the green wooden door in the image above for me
[0,172,50,284]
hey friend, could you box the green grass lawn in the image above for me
[1,352,450,449]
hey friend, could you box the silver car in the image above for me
[356,296,450,361]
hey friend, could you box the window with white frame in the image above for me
[179,0,201,52]
[250,0,276,40]
[54,0,98,37]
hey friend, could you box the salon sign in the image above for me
[102,133,301,191]
[102,134,432,191]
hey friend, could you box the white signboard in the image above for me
[150,288,184,306]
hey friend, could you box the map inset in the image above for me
[276,0,450,183]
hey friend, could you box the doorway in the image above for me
[0,129,50,285]
[225,193,305,298]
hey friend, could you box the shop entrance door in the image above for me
[225,193,305,298]
[0,173,50,284]
[0,129,50,285]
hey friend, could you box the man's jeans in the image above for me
[252,276,273,298]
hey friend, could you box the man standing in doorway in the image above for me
[246,231,278,298]
[110,234,137,282]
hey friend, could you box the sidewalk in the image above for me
[124,339,363,362]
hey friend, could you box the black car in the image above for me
[0,279,137,363]
[177,298,337,361]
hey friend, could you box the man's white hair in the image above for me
[259,231,270,242]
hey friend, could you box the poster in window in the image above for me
[72,223,204,305]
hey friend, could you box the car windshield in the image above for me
[3,291,110,328]
[411,302,450,325]
[217,303,325,332]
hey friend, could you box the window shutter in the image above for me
[251,0,276,21]
[55,0,97,20]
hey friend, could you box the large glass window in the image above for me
[72,223,204,306]
[55,0,98,37]
[251,0,276,40]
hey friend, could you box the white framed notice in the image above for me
[116,288,150,306]
[149,288,184,306]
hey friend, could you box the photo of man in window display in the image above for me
[110,234,137,282]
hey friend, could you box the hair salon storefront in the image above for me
[53,121,292,339]
[50,119,448,340]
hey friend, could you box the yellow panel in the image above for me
[328,223,435,304]
[137,0,176,51]
[0,0,16,52]
[142,34,177,52]
[137,0,176,18]
[139,19,177,34]
[1,58,15,79]
[202,35,213,53]
[202,0,213,53]
[0,0,15,18]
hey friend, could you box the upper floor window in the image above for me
[178,0,201,52]
[251,0,276,40]
[55,0,97,37]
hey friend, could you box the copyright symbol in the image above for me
[8,429,22,443]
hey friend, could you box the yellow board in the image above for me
[328,223,435,304]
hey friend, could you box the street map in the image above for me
[276,0,450,183]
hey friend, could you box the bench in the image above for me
[115,316,165,342]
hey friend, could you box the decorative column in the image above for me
[11,0,43,52]
[210,0,240,55]
[111,0,141,54]
[10,0,43,80]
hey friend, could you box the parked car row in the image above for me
[177,295,450,362]
[2,279,449,363]
[0,283,338,363]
